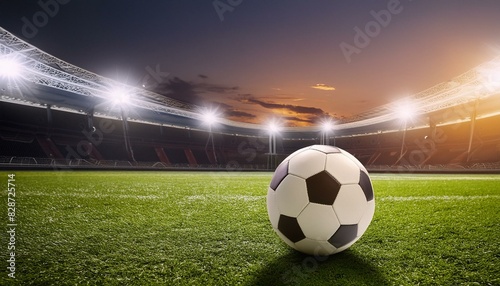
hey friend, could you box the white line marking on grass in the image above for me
[25,192,499,203]
[380,195,500,202]
[23,192,266,202]
[186,194,266,202]
[372,174,500,181]
[24,192,162,200]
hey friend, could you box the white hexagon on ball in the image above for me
[357,199,375,237]
[297,203,341,241]
[295,238,337,256]
[339,149,368,173]
[288,149,326,179]
[266,187,280,229]
[310,145,341,154]
[325,153,360,185]
[333,184,368,224]
[275,174,309,217]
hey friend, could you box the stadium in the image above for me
[1,25,499,171]
[1,2,500,285]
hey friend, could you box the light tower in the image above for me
[396,99,416,162]
[320,118,334,145]
[267,120,281,170]
[201,108,219,165]
[110,87,135,162]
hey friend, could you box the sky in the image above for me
[1,0,500,126]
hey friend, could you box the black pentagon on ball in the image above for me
[328,224,358,248]
[277,214,306,243]
[270,160,289,191]
[359,171,374,201]
[306,170,341,205]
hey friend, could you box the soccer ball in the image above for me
[267,145,375,256]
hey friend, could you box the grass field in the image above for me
[1,171,499,285]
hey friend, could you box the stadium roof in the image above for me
[1,26,500,138]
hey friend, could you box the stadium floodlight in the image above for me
[200,107,221,164]
[267,121,281,135]
[320,118,334,145]
[394,98,416,161]
[321,119,334,133]
[266,119,282,169]
[201,108,219,127]
[396,100,416,121]
[108,86,135,161]
[0,57,22,78]
[109,87,130,106]
[483,69,500,92]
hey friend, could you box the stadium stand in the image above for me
[1,98,499,172]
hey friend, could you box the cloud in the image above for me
[199,100,258,121]
[311,83,336,91]
[150,78,335,126]
[153,77,203,105]
[282,116,316,124]
[226,110,257,119]
[235,95,335,126]
[245,97,325,115]
[197,82,238,94]
[152,76,239,105]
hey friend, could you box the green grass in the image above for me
[1,171,499,285]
